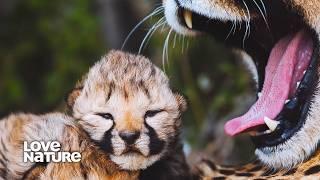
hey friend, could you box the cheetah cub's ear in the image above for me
[67,87,81,109]
[175,93,187,113]
[66,77,86,109]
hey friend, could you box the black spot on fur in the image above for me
[124,89,129,100]
[304,165,320,175]
[235,172,253,176]
[0,159,6,168]
[219,169,235,175]
[98,124,114,154]
[139,80,150,99]
[220,165,233,168]
[0,150,8,162]
[283,168,297,175]
[0,168,6,178]
[261,170,277,176]
[212,177,226,180]
[150,66,156,76]
[144,121,165,155]
[107,81,115,102]
[106,86,113,102]
[0,139,8,152]
[248,165,263,172]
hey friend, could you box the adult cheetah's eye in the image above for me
[144,110,164,119]
[96,113,114,120]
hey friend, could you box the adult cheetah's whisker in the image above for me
[253,0,270,30]
[186,38,190,50]
[258,0,267,16]
[138,17,166,54]
[225,20,236,41]
[241,0,251,48]
[173,33,177,48]
[121,6,164,50]
[162,28,173,71]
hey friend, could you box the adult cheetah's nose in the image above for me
[119,131,140,145]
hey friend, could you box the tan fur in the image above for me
[290,0,320,33]
[0,113,139,180]
[1,51,189,179]
[70,50,187,171]
[196,150,320,179]
[37,122,138,180]
[117,112,143,132]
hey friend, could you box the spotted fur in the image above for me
[0,51,190,179]
[0,113,138,180]
[68,50,190,179]
[195,152,320,179]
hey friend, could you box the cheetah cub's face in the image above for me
[68,51,186,170]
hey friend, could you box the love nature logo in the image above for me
[23,141,81,163]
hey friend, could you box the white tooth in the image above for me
[303,70,306,74]
[183,10,193,29]
[258,92,262,98]
[256,129,272,136]
[297,81,301,88]
[285,99,290,104]
[264,130,272,134]
[264,117,280,132]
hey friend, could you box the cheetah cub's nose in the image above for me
[119,131,140,145]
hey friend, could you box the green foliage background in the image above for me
[0,0,255,163]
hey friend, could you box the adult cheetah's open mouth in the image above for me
[170,0,319,148]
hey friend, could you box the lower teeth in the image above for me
[250,129,273,136]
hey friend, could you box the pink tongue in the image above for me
[225,30,314,136]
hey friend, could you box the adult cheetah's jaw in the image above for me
[163,0,320,169]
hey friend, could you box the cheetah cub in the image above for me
[67,50,190,179]
[0,51,190,179]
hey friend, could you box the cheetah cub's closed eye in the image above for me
[67,50,191,179]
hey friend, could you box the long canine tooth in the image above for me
[183,10,193,29]
[296,81,301,88]
[285,99,290,104]
[258,92,262,98]
[264,117,280,132]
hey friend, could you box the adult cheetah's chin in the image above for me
[164,0,320,168]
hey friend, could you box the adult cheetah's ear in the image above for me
[175,93,187,113]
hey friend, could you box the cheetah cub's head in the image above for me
[67,50,186,170]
